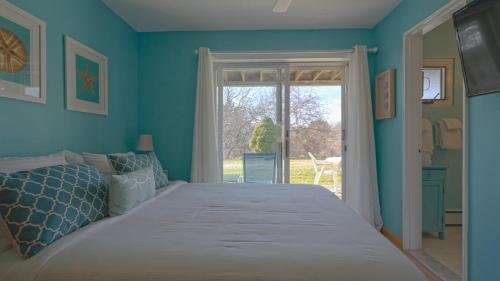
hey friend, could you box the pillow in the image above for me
[0,152,67,174]
[62,150,86,165]
[82,152,133,175]
[0,164,108,258]
[147,152,169,187]
[109,166,156,216]
[82,152,116,175]
[108,152,168,189]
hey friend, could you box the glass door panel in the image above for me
[221,83,282,184]
[286,67,344,198]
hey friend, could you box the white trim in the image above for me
[462,80,469,280]
[340,64,348,201]
[215,62,286,183]
[402,31,423,250]
[275,73,284,183]
[421,1,466,35]
[283,66,291,184]
[401,0,468,279]
[216,64,224,178]
[0,0,46,104]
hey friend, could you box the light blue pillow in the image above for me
[108,152,168,189]
[0,164,108,258]
[108,166,156,216]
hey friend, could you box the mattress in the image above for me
[0,182,425,281]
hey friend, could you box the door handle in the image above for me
[285,139,290,158]
[285,129,290,158]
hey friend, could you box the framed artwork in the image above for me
[65,36,108,115]
[0,1,46,103]
[421,58,453,107]
[375,69,395,120]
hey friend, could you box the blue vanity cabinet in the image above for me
[422,166,447,240]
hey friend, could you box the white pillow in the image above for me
[109,166,156,216]
[82,152,133,175]
[82,152,115,175]
[0,152,67,174]
[62,150,86,165]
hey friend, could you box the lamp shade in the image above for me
[137,134,153,152]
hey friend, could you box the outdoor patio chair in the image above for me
[243,153,277,184]
[308,152,340,189]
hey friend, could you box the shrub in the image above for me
[248,117,277,153]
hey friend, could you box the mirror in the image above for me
[421,58,454,106]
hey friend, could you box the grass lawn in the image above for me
[223,159,341,188]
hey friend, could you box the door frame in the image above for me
[214,62,287,183]
[214,56,349,194]
[401,0,468,278]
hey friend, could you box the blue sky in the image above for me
[224,85,342,125]
[295,85,342,125]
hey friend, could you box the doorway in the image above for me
[402,0,467,280]
[216,63,346,198]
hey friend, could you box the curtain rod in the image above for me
[194,47,379,55]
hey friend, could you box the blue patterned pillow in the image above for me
[108,152,168,189]
[0,164,108,258]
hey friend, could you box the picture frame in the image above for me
[0,1,46,103]
[65,36,108,115]
[421,58,453,107]
[375,69,395,120]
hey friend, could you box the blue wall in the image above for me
[468,94,500,280]
[373,0,449,238]
[138,29,375,181]
[0,0,139,156]
[374,0,500,280]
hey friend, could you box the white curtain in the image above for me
[191,47,222,183]
[345,45,383,230]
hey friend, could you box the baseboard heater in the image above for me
[445,209,462,226]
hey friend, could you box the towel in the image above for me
[422,118,434,165]
[436,118,462,150]
[441,118,462,130]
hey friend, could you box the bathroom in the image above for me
[420,18,464,280]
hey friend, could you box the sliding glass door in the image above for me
[217,67,283,184]
[216,64,346,198]
[284,66,346,198]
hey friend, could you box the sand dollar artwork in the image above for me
[0,27,27,73]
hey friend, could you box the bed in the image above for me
[0,182,425,281]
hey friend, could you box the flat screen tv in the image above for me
[453,0,500,97]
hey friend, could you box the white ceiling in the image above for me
[103,0,401,32]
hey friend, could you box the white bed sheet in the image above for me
[1,182,425,281]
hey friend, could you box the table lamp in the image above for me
[137,134,153,152]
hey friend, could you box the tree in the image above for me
[222,87,275,159]
[303,120,341,158]
[290,87,325,127]
[248,117,277,153]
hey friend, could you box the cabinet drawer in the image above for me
[422,169,446,181]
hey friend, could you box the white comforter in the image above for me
[0,182,425,281]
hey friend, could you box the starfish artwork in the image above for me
[77,64,97,95]
[0,27,27,73]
